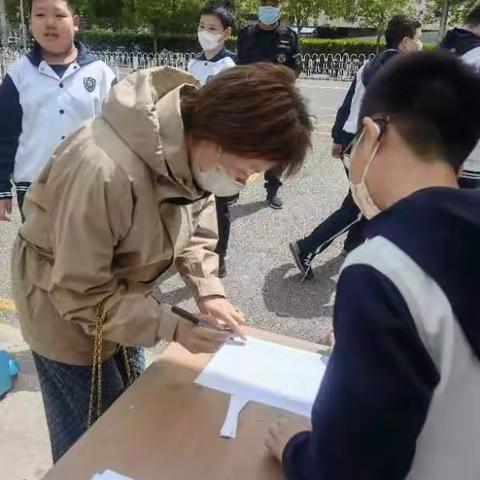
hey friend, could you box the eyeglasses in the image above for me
[343,116,389,159]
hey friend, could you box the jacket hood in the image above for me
[366,187,480,359]
[362,49,399,87]
[440,28,480,56]
[102,67,201,193]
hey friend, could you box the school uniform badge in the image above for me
[83,77,97,93]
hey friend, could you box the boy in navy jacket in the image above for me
[266,52,480,480]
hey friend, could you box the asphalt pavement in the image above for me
[0,79,349,479]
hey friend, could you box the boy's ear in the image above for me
[224,27,233,39]
[362,117,382,149]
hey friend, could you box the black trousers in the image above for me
[297,161,366,257]
[264,167,283,196]
[215,195,236,258]
[16,182,30,223]
[298,189,365,257]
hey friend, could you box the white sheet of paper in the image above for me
[220,396,249,439]
[195,337,326,435]
[92,470,134,480]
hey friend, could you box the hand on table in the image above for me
[174,318,231,354]
[0,199,12,221]
[265,420,305,463]
[198,296,247,340]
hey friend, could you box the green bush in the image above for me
[82,29,199,52]
[301,38,384,56]
[82,29,433,56]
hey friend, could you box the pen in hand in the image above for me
[171,306,246,345]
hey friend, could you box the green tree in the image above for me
[136,0,203,50]
[235,0,257,27]
[434,0,478,39]
[357,0,416,49]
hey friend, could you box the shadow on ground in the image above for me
[230,200,267,221]
[262,255,344,319]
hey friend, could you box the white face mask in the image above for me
[192,164,246,197]
[198,30,224,52]
[350,141,382,220]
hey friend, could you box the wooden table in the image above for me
[43,329,325,480]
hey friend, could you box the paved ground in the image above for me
[0,80,348,479]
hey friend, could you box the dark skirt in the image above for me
[32,347,145,463]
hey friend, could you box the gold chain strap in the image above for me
[87,299,138,429]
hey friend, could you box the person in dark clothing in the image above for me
[237,0,302,209]
[266,51,480,480]
[440,3,480,188]
[289,15,422,280]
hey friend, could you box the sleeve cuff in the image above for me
[0,185,13,199]
[195,276,226,299]
[282,431,311,480]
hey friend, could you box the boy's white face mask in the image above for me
[192,164,246,197]
[350,133,382,220]
[198,30,224,52]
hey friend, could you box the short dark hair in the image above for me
[200,1,235,30]
[30,0,78,14]
[182,64,313,175]
[385,15,422,49]
[360,51,480,172]
[465,4,480,26]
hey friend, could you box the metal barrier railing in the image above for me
[1,48,375,81]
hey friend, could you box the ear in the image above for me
[224,27,232,39]
[361,117,381,149]
[73,15,80,32]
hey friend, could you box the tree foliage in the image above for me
[433,0,478,24]
[357,0,416,45]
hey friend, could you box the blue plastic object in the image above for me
[0,350,19,397]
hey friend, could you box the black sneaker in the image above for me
[219,256,227,278]
[289,241,314,280]
[267,193,284,210]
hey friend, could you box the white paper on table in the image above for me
[91,470,134,480]
[220,396,249,439]
[195,337,326,436]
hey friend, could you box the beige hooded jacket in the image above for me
[11,67,225,365]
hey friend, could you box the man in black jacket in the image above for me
[289,15,422,279]
[237,0,301,209]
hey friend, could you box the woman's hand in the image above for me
[198,296,247,339]
[265,420,304,462]
[174,318,230,354]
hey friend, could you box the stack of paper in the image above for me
[195,336,326,438]
[92,470,134,480]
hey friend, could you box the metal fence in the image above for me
[1,47,375,81]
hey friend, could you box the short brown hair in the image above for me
[181,64,312,175]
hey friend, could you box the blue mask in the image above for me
[258,6,280,25]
